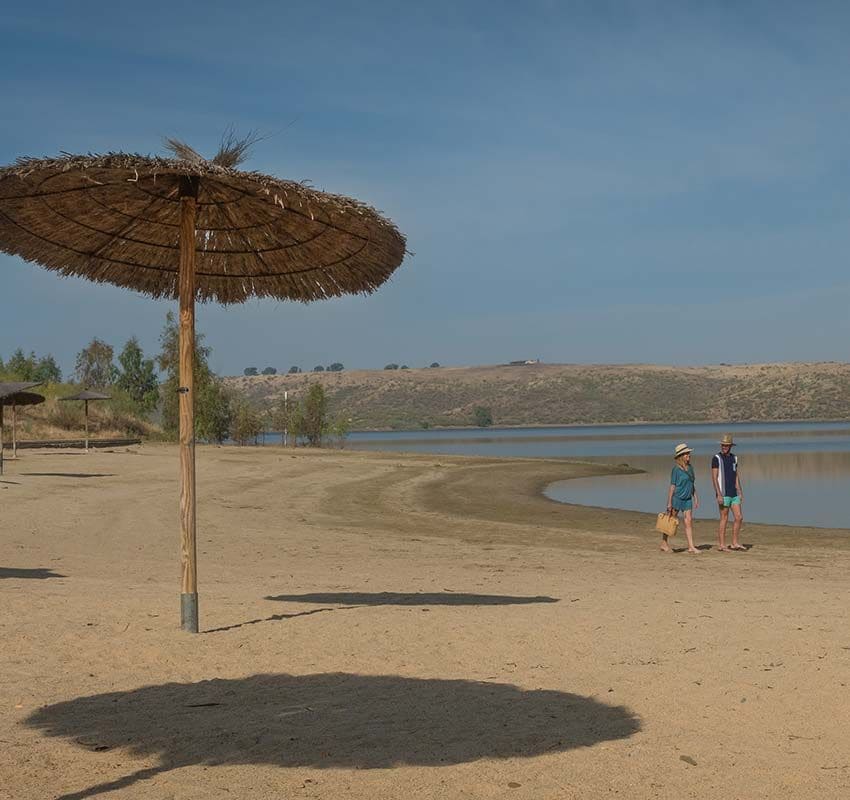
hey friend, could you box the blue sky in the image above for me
[2,1,849,376]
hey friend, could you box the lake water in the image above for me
[339,422,850,529]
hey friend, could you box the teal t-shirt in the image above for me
[670,464,695,501]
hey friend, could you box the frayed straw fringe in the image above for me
[0,144,407,304]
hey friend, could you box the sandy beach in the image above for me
[1,443,848,799]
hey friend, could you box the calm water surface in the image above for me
[343,422,850,529]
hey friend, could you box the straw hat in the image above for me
[673,443,693,458]
[719,434,735,446]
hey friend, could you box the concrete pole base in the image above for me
[181,593,199,633]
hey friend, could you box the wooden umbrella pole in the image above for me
[84,400,89,452]
[12,405,17,459]
[178,177,200,633]
[0,405,4,476]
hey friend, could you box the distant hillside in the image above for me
[223,362,850,430]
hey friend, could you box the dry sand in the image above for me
[1,444,848,799]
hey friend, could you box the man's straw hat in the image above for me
[719,434,735,446]
[673,442,693,458]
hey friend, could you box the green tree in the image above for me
[384,363,399,370]
[244,367,258,376]
[33,354,62,383]
[327,417,350,448]
[116,337,158,412]
[288,403,305,442]
[288,365,301,374]
[261,366,277,375]
[473,405,493,427]
[75,338,118,387]
[313,365,325,372]
[157,310,224,439]
[196,379,233,443]
[328,362,344,372]
[6,348,36,379]
[301,383,329,446]
[430,362,440,368]
[229,399,263,445]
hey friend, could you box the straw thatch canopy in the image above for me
[0,146,407,304]
[0,136,407,632]
[0,381,42,399]
[59,390,111,402]
[0,390,44,407]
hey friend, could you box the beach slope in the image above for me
[1,444,848,799]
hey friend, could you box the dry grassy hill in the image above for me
[224,361,850,430]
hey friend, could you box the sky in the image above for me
[2,1,849,377]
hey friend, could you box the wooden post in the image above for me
[84,400,89,452]
[178,176,200,633]
[11,404,17,459]
[0,404,4,476]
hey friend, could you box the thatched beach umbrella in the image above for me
[0,381,42,475]
[59,389,111,451]
[0,137,407,632]
[1,390,45,459]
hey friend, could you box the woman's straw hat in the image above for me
[719,434,735,446]
[673,442,693,458]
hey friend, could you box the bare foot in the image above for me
[717,546,728,552]
[729,544,746,551]
[687,547,701,554]
[660,543,671,552]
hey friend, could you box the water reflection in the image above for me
[347,426,850,460]
[545,451,850,529]
[341,422,849,529]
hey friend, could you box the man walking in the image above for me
[711,434,745,551]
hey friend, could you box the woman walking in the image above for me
[663,442,700,553]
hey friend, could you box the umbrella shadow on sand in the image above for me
[20,472,115,479]
[26,672,640,800]
[0,566,65,579]
[207,593,561,634]
[267,591,560,607]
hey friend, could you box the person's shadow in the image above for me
[27,672,640,800]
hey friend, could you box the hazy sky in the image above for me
[2,1,849,376]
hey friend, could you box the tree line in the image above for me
[241,362,443,375]
[1,313,347,447]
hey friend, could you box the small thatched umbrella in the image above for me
[59,389,111,451]
[0,381,42,475]
[1,390,46,459]
[0,135,407,632]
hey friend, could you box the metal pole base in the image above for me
[181,593,199,633]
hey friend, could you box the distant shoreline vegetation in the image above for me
[224,362,850,432]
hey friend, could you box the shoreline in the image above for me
[343,417,850,434]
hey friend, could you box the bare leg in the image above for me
[717,506,729,551]
[683,510,699,553]
[731,504,744,549]
[661,509,679,552]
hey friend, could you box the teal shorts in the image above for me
[672,498,693,512]
[721,496,741,508]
